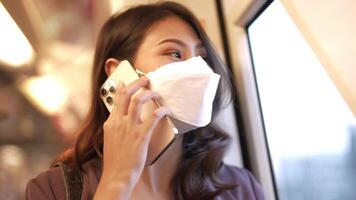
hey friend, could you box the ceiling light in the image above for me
[0,2,35,67]
[19,75,68,115]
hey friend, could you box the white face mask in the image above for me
[138,56,220,134]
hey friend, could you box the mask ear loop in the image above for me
[135,69,178,135]
[135,69,146,77]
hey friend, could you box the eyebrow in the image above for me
[157,38,205,49]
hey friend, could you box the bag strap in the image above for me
[52,163,83,200]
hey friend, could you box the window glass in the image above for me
[248,1,356,199]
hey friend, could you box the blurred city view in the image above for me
[248,1,356,199]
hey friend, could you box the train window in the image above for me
[247,1,356,199]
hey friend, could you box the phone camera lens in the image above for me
[106,96,113,104]
[101,88,108,96]
[109,85,115,93]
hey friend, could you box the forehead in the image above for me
[142,16,202,46]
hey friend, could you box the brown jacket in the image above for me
[26,159,265,200]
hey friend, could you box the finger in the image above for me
[114,77,149,116]
[141,106,172,137]
[128,90,161,123]
[112,80,125,108]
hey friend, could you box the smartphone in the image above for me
[100,60,176,165]
[100,60,140,112]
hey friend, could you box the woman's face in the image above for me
[133,16,207,73]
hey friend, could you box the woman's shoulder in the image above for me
[218,163,265,200]
[218,163,256,183]
[26,158,101,200]
[26,166,66,200]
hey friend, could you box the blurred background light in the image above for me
[0,145,25,170]
[19,75,68,115]
[0,2,35,67]
[110,0,124,13]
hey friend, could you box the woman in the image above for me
[26,2,264,200]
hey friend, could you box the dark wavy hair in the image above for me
[57,1,236,200]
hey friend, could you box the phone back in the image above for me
[100,60,140,112]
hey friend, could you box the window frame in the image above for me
[220,0,277,199]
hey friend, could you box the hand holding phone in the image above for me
[100,60,140,112]
[100,60,176,166]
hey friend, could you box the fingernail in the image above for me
[161,106,172,115]
[166,108,173,115]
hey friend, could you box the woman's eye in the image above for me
[167,51,182,59]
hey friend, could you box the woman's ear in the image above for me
[104,58,121,76]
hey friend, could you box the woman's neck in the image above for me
[140,128,183,195]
